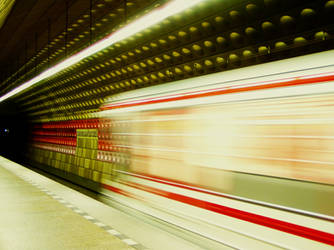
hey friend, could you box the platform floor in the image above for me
[0,157,136,250]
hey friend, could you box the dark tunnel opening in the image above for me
[0,104,31,162]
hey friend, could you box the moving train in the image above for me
[31,50,334,248]
[98,50,334,249]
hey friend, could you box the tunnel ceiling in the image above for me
[0,0,333,122]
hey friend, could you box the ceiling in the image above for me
[0,0,15,29]
[0,0,88,83]
[0,0,333,121]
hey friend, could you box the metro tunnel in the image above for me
[0,0,334,249]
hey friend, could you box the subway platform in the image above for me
[0,156,138,249]
[0,156,221,250]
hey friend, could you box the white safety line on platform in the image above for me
[0,156,146,250]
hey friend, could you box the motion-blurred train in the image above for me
[98,50,334,249]
[30,50,334,249]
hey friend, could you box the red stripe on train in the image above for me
[117,171,334,223]
[122,170,232,199]
[102,183,136,199]
[103,180,334,246]
[101,73,334,110]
